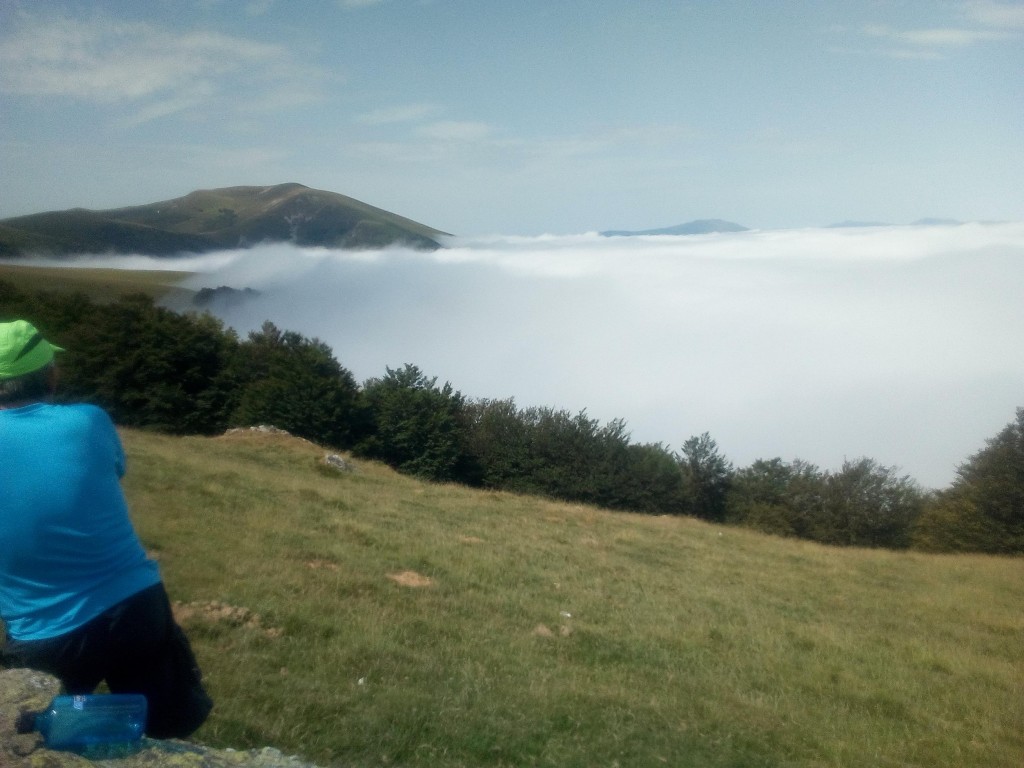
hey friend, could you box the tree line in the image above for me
[2,281,1020,555]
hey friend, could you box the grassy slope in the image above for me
[0,263,194,304]
[121,428,1024,768]
[119,184,448,243]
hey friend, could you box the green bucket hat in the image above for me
[0,320,65,380]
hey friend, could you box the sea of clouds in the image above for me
[25,222,1024,489]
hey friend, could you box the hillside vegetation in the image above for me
[119,428,1022,767]
[2,274,1022,555]
[1,268,1022,765]
[0,183,448,257]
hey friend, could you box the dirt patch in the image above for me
[305,559,340,571]
[173,600,283,638]
[458,535,485,544]
[532,623,573,638]
[387,570,434,588]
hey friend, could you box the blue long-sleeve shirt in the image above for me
[0,403,160,641]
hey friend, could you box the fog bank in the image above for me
[46,223,1024,488]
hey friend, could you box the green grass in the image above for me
[0,263,194,303]
[115,429,1023,766]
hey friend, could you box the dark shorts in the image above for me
[1,582,213,739]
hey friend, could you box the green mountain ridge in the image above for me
[0,183,450,258]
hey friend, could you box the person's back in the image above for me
[0,402,160,641]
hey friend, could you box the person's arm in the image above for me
[91,405,127,478]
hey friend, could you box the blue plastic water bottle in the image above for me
[22,694,147,750]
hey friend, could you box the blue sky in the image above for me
[1,0,1022,234]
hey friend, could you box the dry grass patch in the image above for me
[387,570,434,588]
[173,600,283,638]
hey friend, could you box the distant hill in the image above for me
[601,219,748,237]
[0,183,449,258]
[911,218,962,226]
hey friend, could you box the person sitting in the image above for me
[0,319,212,739]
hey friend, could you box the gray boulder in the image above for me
[0,668,324,768]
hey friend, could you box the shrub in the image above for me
[913,408,1024,553]
[356,364,475,482]
[228,322,364,448]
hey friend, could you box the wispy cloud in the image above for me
[862,23,1010,49]
[833,2,1021,59]
[0,12,321,122]
[355,103,440,125]
[121,83,217,127]
[965,0,1024,29]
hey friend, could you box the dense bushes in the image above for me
[464,402,685,514]
[725,457,924,549]
[1,287,236,433]
[726,458,825,539]
[228,321,365,447]
[912,408,1024,554]
[2,281,1020,554]
[357,364,474,482]
[0,284,357,442]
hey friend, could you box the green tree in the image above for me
[2,284,237,433]
[357,364,474,482]
[606,441,686,515]
[58,295,237,434]
[464,399,686,514]
[726,458,826,538]
[914,408,1024,553]
[911,494,998,553]
[678,432,733,521]
[520,407,605,503]
[229,321,363,447]
[464,398,532,489]
[821,458,923,549]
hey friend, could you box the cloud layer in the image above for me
[68,222,1012,490]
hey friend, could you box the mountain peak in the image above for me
[0,184,449,258]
